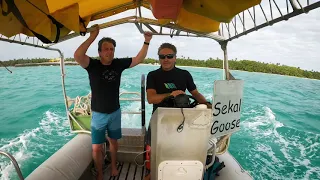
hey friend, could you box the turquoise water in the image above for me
[0,65,319,180]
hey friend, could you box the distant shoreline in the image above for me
[5,60,319,80]
[14,62,78,67]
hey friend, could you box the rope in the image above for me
[134,150,149,167]
[215,135,231,155]
[68,93,92,115]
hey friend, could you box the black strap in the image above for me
[3,0,63,43]
[79,16,87,36]
[0,0,11,16]
[211,162,225,174]
[47,14,63,43]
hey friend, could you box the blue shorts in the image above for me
[91,108,122,144]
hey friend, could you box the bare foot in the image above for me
[111,165,119,177]
[144,174,151,180]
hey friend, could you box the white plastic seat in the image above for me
[150,107,212,180]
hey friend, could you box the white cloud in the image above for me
[0,4,319,71]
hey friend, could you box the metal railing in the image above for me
[219,0,320,42]
[0,150,24,180]
[119,74,146,128]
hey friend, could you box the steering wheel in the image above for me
[158,95,175,107]
[187,95,199,108]
[159,94,199,108]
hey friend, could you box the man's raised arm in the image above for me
[130,31,153,68]
[74,25,99,68]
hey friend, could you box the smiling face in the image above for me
[159,48,176,71]
[99,42,115,65]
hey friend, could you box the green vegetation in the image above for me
[144,58,320,80]
[1,57,319,80]
[0,57,75,66]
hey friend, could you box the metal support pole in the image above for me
[138,5,143,30]
[221,42,230,80]
[141,74,146,128]
[58,50,72,132]
[289,0,300,10]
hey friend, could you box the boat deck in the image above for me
[80,162,148,180]
[79,152,253,180]
[105,162,147,180]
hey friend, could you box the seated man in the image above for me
[144,43,211,179]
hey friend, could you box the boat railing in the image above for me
[0,150,24,180]
[119,74,146,128]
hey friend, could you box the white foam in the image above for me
[241,106,320,179]
[252,152,283,180]
[0,133,34,180]
[262,129,273,136]
[256,144,280,163]
[242,106,283,134]
[306,142,319,159]
[121,101,142,128]
[304,166,320,180]
[301,159,311,166]
[272,122,316,175]
[0,128,40,151]
[244,120,268,130]
[0,111,72,180]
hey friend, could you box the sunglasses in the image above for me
[159,54,175,59]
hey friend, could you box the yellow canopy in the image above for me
[0,0,261,43]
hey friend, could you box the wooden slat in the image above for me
[141,166,147,180]
[115,163,123,180]
[126,163,136,180]
[103,162,148,180]
[104,162,122,180]
[118,163,129,180]
[134,165,144,180]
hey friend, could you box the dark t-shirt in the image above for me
[146,67,197,113]
[85,57,132,113]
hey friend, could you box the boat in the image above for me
[0,0,319,180]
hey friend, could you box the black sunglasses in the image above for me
[159,54,175,59]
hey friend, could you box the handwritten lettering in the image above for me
[213,99,242,116]
[211,119,240,135]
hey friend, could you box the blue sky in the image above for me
[0,3,319,71]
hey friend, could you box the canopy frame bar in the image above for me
[0,0,319,46]
[44,16,225,47]
[221,0,320,42]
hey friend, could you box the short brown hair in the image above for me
[98,37,116,51]
[158,43,177,55]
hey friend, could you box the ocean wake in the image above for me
[0,111,73,180]
[240,106,320,179]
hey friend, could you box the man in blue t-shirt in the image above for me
[74,24,152,179]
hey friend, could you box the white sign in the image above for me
[210,80,244,138]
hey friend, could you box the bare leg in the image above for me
[108,137,119,176]
[92,144,104,180]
